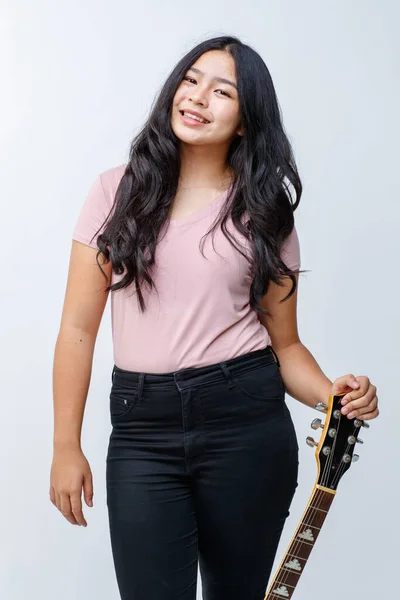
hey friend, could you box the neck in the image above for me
[178,142,232,189]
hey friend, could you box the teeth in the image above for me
[183,111,208,124]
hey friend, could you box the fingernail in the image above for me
[342,407,349,414]
[347,412,355,419]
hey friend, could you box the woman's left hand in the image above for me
[331,375,379,421]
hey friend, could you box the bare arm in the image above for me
[258,274,332,409]
[50,240,111,527]
[53,240,111,450]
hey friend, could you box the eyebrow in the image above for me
[188,67,238,91]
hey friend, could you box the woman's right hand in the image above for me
[49,446,94,527]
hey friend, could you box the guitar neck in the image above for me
[264,486,336,599]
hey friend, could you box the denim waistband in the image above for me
[111,345,280,393]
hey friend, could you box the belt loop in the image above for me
[269,345,281,368]
[111,365,116,382]
[220,362,235,389]
[138,372,145,402]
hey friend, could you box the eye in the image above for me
[183,76,196,84]
[216,89,230,97]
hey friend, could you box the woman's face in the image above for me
[170,50,244,147]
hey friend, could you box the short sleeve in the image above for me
[72,174,111,249]
[280,225,301,271]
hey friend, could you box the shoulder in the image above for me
[97,162,128,203]
[281,223,301,271]
[72,163,129,249]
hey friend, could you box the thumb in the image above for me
[83,472,94,507]
[332,375,360,395]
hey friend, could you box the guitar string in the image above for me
[267,411,360,598]
[326,413,359,489]
[277,414,360,597]
[330,422,359,488]
[265,402,330,597]
[268,488,325,598]
[331,445,350,488]
[273,411,340,597]
[266,488,326,599]
[268,409,340,598]
[268,410,337,599]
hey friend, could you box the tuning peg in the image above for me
[354,418,370,429]
[315,402,328,413]
[356,438,364,444]
[306,436,318,448]
[352,454,360,462]
[311,418,324,430]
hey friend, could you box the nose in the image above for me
[188,88,208,107]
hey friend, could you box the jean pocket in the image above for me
[232,362,285,401]
[109,384,139,421]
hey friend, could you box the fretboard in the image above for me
[264,487,335,599]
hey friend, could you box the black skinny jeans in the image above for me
[106,345,299,600]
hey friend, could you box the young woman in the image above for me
[50,35,379,600]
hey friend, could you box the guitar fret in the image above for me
[273,582,295,589]
[301,522,321,530]
[264,396,348,600]
[309,505,328,512]
[287,552,302,559]
[280,567,302,575]
[287,552,306,561]
[293,539,313,546]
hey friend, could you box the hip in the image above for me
[108,345,298,453]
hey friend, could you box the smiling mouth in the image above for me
[179,110,210,124]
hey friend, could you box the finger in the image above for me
[60,492,79,526]
[341,390,376,415]
[346,396,378,419]
[70,493,87,527]
[358,407,379,421]
[340,388,364,404]
[341,378,372,404]
[340,391,361,405]
[49,486,56,506]
[332,375,360,395]
[83,472,93,508]
[55,491,77,524]
[356,395,378,414]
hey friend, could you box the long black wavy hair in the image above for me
[94,35,305,315]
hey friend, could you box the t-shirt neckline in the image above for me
[167,186,231,228]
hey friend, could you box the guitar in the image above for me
[264,393,370,599]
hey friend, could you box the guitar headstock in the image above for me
[306,394,370,491]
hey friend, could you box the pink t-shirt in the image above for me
[72,164,300,373]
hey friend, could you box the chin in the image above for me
[171,122,207,145]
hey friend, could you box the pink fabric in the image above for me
[72,164,300,372]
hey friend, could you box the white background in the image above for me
[1,1,399,598]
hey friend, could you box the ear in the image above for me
[236,125,244,136]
